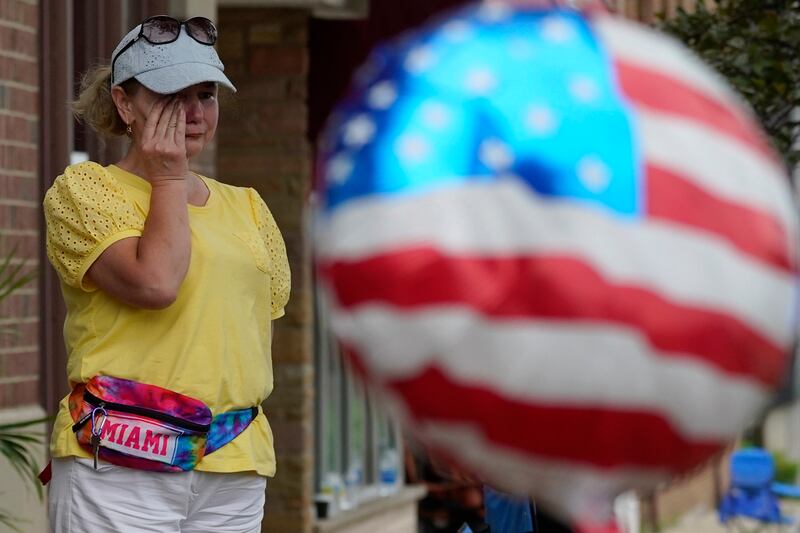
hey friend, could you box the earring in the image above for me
[126,123,132,137]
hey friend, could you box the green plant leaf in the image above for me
[0,247,45,530]
[0,511,24,533]
[0,416,52,431]
[659,0,800,172]
[0,416,51,502]
[0,243,36,302]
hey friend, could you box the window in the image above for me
[313,284,403,518]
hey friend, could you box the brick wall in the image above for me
[217,8,314,533]
[0,0,39,410]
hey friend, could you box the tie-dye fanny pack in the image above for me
[69,375,257,472]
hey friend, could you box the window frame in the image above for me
[313,283,404,516]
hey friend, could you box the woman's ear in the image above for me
[110,85,134,126]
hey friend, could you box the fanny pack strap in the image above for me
[206,406,259,455]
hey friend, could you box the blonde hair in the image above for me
[71,65,139,137]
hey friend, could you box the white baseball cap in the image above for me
[111,18,237,94]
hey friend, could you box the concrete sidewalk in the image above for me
[659,501,800,533]
[659,505,735,533]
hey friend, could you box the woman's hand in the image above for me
[86,97,194,309]
[138,97,188,182]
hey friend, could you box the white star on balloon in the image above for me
[477,1,514,23]
[343,115,376,147]
[525,105,559,136]
[421,101,452,130]
[396,135,431,163]
[441,20,474,42]
[327,154,354,185]
[577,155,612,193]
[541,16,578,44]
[367,81,398,110]
[405,46,437,74]
[465,68,498,95]
[569,75,600,103]
[480,138,515,171]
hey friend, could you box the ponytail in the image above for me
[71,65,138,137]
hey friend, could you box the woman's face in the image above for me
[124,82,220,159]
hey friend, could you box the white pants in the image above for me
[48,457,267,533]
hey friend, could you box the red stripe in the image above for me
[381,362,724,471]
[616,61,777,161]
[321,250,788,386]
[646,164,792,272]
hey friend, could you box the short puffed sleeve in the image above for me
[247,188,291,319]
[43,162,144,291]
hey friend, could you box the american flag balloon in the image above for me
[314,1,799,525]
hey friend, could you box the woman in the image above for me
[43,16,290,532]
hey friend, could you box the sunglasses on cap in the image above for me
[111,16,218,85]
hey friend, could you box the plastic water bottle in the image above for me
[321,472,345,514]
[379,448,399,496]
[344,461,363,508]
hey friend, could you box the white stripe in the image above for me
[594,15,748,116]
[328,304,771,441]
[639,110,798,235]
[398,412,668,524]
[315,179,797,345]
[420,423,668,522]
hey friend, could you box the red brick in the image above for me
[1,349,39,376]
[260,101,307,134]
[0,0,39,412]
[248,45,307,77]
[0,24,36,57]
[0,144,37,172]
[0,56,37,85]
[281,17,308,45]
[0,378,40,408]
[220,7,303,26]
[0,291,37,317]
[0,174,37,200]
[0,27,9,51]
[13,26,36,56]
[232,78,290,102]
[7,86,38,115]
[8,144,37,167]
[217,149,308,184]
[0,205,39,230]
[0,115,35,142]
[13,0,38,28]
[0,321,37,350]
[0,232,39,258]
[218,9,313,532]
[287,76,306,100]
